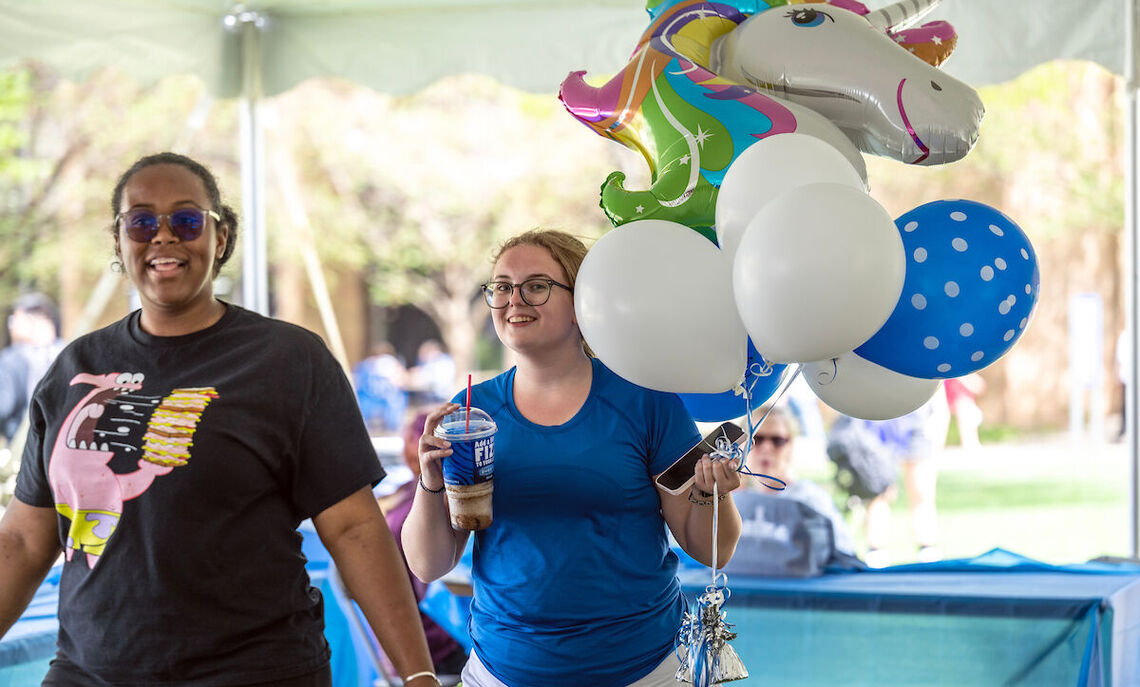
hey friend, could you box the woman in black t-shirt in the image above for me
[0,153,442,687]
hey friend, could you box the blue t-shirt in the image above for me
[455,358,699,687]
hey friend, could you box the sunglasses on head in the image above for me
[116,207,220,243]
[752,434,790,448]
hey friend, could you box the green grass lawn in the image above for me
[796,433,1133,566]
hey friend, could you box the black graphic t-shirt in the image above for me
[15,303,384,686]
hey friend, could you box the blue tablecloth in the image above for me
[673,551,1140,686]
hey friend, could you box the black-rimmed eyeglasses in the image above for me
[482,278,573,309]
[116,207,221,243]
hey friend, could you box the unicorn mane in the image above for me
[647,0,869,22]
[559,0,961,234]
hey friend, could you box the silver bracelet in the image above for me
[688,488,726,506]
[403,670,441,685]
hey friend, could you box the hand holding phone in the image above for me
[654,421,745,495]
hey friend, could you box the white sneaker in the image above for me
[864,549,891,568]
[917,545,943,563]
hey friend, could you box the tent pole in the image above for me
[1127,0,1139,558]
[238,13,269,315]
[271,141,353,378]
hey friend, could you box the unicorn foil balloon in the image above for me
[559,0,983,235]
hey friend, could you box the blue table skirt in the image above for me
[0,568,59,686]
[692,580,1108,686]
[670,550,1140,687]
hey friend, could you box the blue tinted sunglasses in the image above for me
[116,207,220,243]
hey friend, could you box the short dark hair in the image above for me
[109,152,239,275]
[11,292,59,332]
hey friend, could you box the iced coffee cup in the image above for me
[434,407,496,530]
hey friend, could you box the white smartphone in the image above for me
[654,421,745,495]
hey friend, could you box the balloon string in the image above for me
[711,481,719,584]
[748,363,803,432]
[815,357,839,386]
[737,467,787,491]
[732,362,803,491]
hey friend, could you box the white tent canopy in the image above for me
[0,1,652,98]
[929,0,1124,86]
[1,0,1125,93]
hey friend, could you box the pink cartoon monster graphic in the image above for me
[47,372,181,568]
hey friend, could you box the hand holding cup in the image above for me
[420,402,497,530]
[418,402,460,492]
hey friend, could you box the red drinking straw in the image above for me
[466,374,472,432]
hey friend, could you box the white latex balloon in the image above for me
[715,133,866,263]
[804,351,942,420]
[733,182,905,364]
[576,220,747,393]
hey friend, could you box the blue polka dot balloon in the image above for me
[855,199,1040,379]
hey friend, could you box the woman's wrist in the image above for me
[688,485,726,506]
[418,474,445,494]
[403,670,442,685]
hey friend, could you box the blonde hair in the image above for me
[751,404,800,439]
[493,229,593,356]
[493,229,589,288]
[747,404,799,486]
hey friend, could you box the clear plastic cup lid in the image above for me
[435,407,496,439]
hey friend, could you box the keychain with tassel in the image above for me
[674,481,749,684]
[674,448,749,684]
[674,363,807,684]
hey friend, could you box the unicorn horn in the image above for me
[865,0,942,32]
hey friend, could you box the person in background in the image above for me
[860,390,950,567]
[0,152,438,687]
[378,411,467,677]
[0,293,64,445]
[403,229,743,687]
[738,405,855,557]
[409,340,457,405]
[944,373,985,450]
[354,341,409,433]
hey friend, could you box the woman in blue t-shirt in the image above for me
[403,230,743,687]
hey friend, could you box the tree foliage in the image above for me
[0,67,50,304]
[270,75,632,373]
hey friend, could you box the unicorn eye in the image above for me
[787,9,832,27]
